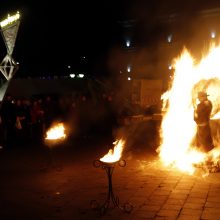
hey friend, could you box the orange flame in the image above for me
[100,139,125,163]
[45,123,66,140]
[157,44,220,174]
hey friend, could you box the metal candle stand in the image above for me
[91,159,133,216]
[44,139,63,171]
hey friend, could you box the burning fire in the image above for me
[45,123,66,140]
[157,44,220,174]
[100,139,125,163]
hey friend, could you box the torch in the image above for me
[91,139,133,215]
[44,122,66,171]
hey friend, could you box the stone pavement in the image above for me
[1,137,220,220]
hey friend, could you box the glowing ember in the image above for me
[100,139,125,163]
[157,44,220,174]
[45,123,66,140]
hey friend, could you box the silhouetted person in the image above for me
[43,96,55,130]
[0,94,16,147]
[15,99,27,146]
[194,91,214,152]
[30,100,44,143]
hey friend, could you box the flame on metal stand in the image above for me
[100,139,125,163]
[44,123,66,170]
[45,123,66,140]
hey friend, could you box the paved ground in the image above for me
[1,127,220,220]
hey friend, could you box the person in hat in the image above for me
[194,91,214,152]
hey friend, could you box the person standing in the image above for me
[0,94,16,148]
[194,91,214,152]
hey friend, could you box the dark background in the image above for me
[0,0,219,78]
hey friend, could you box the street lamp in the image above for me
[211,31,216,39]
[126,39,130,47]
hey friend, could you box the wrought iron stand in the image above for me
[91,159,133,215]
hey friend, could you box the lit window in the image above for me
[78,74,84,78]
[70,74,75,78]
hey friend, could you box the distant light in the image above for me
[127,65,131,72]
[0,11,20,28]
[67,65,71,69]
[168,64,172,70]
[16,62,19,65]
[70,74,75,78]
[82,56,86,59]
[211,31,216,39]
[78,74,84,78]
[167,34,172,43]
[126,40,130,47]
[128,77,131,81]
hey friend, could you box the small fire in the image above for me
[45,123,66,140]
[100,139,125,163]
[157,43,220,174]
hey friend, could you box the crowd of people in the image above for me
[0,92,120,148]
[0,86,164,149]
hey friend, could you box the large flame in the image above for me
[45,123,66,140]
[157,44,220,174]
[100,139,125,163]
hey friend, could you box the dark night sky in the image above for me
[0,0,220,78]
[0,1,127,77]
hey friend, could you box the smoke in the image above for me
[105,44,163,159]
[83,0,220,157]
[112,118,160,161]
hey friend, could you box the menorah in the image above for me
[0,11,21,100]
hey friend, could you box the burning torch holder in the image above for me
[43,139,63,172]
[91,160,133,215]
